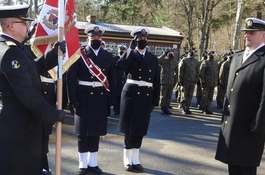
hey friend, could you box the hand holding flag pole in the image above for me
[55,0,64,174]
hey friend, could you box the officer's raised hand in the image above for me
[129,36,137,49]
[52,40,67,54]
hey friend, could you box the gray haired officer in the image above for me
[0,5,65,175]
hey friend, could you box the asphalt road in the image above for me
[48,95,265,175]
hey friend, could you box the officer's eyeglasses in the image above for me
[7,21,29,28]
[12,21,29,26]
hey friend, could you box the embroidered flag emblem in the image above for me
[11,60,20,69]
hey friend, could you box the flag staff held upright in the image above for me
[55,0,65,174]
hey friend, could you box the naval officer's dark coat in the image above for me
[0,35,60,175]
[67,45,115,136]
[117,49,160,136]
[215,46,265,167]
[113,55,126,97]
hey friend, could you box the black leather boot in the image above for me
[165,106,172,115]
[181,105,186,114]
[206,107,213,114]
[185,107,192,114]
[161,106,167,115]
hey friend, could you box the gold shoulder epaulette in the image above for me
[5,41,17,46]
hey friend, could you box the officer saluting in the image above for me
[116,27,160,172]
[67,25,115,175]
[0,5,65,175]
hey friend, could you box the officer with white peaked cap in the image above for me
[116,27,160,172]
[216,17,265,175]
[67,24,115,175]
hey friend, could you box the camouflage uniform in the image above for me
[216,56,227,108]
[158,53,178,114]
[218,58,231,108]
[178,55,199,113]
[199,57,218,113]
[196,57,207,108]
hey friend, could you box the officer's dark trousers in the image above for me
[228,164,257,175]
[42,135,50,171]
[124,134,143,149]
[78,135,100,152]
[114,96,121,114]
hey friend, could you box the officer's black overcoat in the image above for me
[117,49,160,136]
[113,55,126,96]
[67,46,115,136]
[215,46,265,167]
[0,35,60,175]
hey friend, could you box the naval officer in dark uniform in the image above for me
[0,5,65,175]
[67,25,115,175]
[215,18,265,175]
[116,27,160,172]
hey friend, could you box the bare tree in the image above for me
[233,0,244,51]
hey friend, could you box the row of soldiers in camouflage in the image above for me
[159,47,234,115]
[216,51,234,109]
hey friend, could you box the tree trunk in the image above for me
[199,0,210,56]
[233,0,244,51]
[205,1,214,51]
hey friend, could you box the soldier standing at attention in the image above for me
[196,52,208,109]
[113,44,127,115]
[116,27,160,172]
[199,51,218,114]
[158,49,178,115]
[67,25,115,175]
[218,51,234,112]
[216,52,228,109]
[0,5,65,175]
[175,51,187,107]
[178,47,199,114]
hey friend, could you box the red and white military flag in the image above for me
[31,0,80,80]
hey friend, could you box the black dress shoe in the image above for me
[165,108,172,115]
[185,108,192,114]
[41,170,52,175]
[205,108,213,114]
[124,164,133,171]
[132,164,144,171]
[78,168,87,175]
[161,107,167,115]
[87,166,102,174]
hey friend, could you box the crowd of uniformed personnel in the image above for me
[163,48,234,115]
[0,4,239,175]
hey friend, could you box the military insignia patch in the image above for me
[246,20,253,27]
[141,29,147,34]
[42,9,58,30]
[94,26,99,32]
[11,60,20,69]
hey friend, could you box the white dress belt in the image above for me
[40,75,54,83]
[78,80,103,87]
[126,79,153,87]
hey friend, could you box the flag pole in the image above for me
[55,0,64,174]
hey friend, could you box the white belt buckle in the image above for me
[92,81,96,87]
[139,80,144,86]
